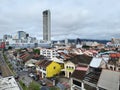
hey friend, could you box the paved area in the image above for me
[19,73,32,87]
[6,51,71,89]
[57,77,71,89]
[0,52,13,77]
[6,52,33,87]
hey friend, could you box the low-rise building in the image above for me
[90,57,107,69]
[71,67,120,90]
[108,53,120,71]
[36,60,61,78]
[97,69,120,90]
[64,54,92,78]
[0,76,20,90]
[71,64,88,90]
[25,59,38,67]
[64,61,76,78]
[71,67,102,90]
[40,48,58,60]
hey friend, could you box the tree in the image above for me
[8,46,12,50]
[33,49,40,54]
[82,45,90,49]
[28,81,40,90]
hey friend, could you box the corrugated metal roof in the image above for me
[71,70,86,80]
[0,76,20,90]
[90,57,102,68]
[97,69,120,90]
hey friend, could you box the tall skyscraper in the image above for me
[43,10,51,42]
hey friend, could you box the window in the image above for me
[118,68,120,71]
[61,65,64,68]
[66,66,68,68]
[73,80,81,87]
[43,73,46,78]
[114,67,116,71]
[53,66,56,69]
[69,66,71,69]
[43,68,46,71]
[110,66,113,70]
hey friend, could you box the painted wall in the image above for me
[46,61,61,77]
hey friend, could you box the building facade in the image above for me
[17,31,27,39]
[40,48,57,60]
[36,60,61,78]
[43,10,51,42]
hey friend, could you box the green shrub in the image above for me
[28,81,40,90]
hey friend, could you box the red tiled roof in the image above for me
[76,64,88,71]
[22,55,32,62]
[76,67,88,71]
[33,53,40,57]
[110,53,120,58]
[84,68,102,84]
[58,52,77,60]
[38,60,52,68]
[20,54,29,59]
[19,52,33,62]
[71,70,86,80]
[67,54,92,65]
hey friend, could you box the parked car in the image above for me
[40,80,46,86]
[40,86,49,90]
[14,75,19,80]
[32,75,39,81]
[23,68,28,72]
[28,73,35,78]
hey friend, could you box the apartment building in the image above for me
[40,48,58,60]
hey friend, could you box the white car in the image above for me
[23,68,28,71]
[29,73,35,78]
[40,80,46,86]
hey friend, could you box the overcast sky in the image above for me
[0,0,120,40]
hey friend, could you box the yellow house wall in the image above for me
[46,62,61,77]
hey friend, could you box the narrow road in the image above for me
[0,51,13,77]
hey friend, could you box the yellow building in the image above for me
[36,60,62,78]
[46,61,61,77]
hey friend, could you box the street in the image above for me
[0,51,13,77]
[6,51,33,86]
[2,51,70,90]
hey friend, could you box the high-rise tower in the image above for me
[43,10,51,42]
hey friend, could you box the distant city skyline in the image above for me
[0,0,120,40]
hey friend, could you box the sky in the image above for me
[0,0,120,40]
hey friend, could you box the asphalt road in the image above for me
[0,51,13,77]
[6,51,33,86]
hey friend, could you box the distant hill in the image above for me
[52,39,110,44]
[80,39,110,44]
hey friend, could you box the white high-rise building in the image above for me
[17,31,27,39]
[43,10,51,42]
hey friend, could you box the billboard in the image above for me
[0,42,5,49]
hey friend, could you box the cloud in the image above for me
[0,0,120,40]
